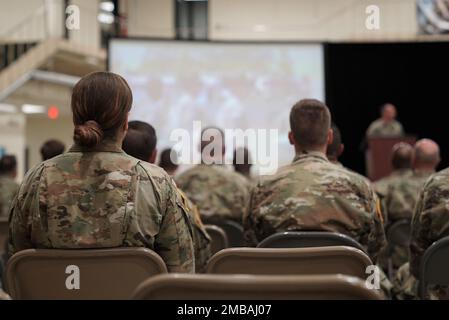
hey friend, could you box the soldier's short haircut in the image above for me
[290,99,331,149]
[414,140,440,164]
[327,122,342,158]
[40,139,66,161]
[391,143,413,169]
[123,128,155,162]
[0,155,17,175]
[128,121,157,154]
[159,148,179,171]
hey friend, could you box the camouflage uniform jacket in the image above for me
[244,151,386,262]
[178,189,211,273]
[384,170,433,223]
[366,119,404,138]
[0,176,19,218]
[374,169,413,199]
[176,164,251,223]
[410,168,449,278]
[8,140,195,273]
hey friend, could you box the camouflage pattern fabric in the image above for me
[366,119,404,138]
[410,168,449,282]
[176,164,251,223]
[392,262,448,300]
[177,189,211,273]
[0,176,19,218]
[244,151,386,262]
[374,169,413,200]
[8,140,195,273]
[392,168,449,299]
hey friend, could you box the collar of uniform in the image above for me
[293,151,329,163]
[68,139,124,153]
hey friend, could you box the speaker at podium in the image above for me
[366,135,417,181]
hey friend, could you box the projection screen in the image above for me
[109,39,324,175]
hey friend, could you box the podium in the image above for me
[366,136,416,181]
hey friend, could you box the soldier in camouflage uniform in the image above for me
[244,99,386,263]
[392,141,446,299]
[381,139,440,274]
[366,103,404,138]
[176,127,251,224]
[373,142,414,202]
[123,122,211,273]
[0,155,19,218]
[8,72,195,273]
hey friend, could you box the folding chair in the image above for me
[5,248,167,299]
[132,273,383,300]
[204,225,228,255]
[206,246,372,280]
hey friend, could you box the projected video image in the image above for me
[109,40,324,173]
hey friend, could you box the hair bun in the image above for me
[74,120,104,148]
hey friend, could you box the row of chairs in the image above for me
[3,245,377,300]
[1,217,446,299]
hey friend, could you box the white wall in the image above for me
[209,0,418,41]
[0,0,47,43]
[25,115,73,170]
[121,0,175,38]
[68,0,101,49]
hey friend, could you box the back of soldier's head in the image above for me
[413,139,440,170]
[40,139,66,161]
[159,148,179,172]
[128,121,157,152]
[123,128,154,162]
[290,99,331,149]
[0,155,17,176]
[327,123,343,160]
[391,143,413,170]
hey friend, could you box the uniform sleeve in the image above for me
[409,187,433,278]
[243,185,260,247]
[365,187,387,263]
[154,178,195,273]
[8,166,44,256]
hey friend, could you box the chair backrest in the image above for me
[206,246,372,279]
[132,273,382,300]
[5,248,167,300]
[204,225,228,255]
[419,236,449,299]
[206,219,244,247]
[386,219,411,248]
[0,218,8,255]
[257,231,366,252]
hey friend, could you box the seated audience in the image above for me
[393,144,447,300]
[122,122,211,273]
[0,155,19,218]
[244,99,386,263]
[8,71,194,273]
[380,139,440,273]
[176,127,251,224]
[158,148,179,177]
[40,140,66,161]
[374,142,414,199]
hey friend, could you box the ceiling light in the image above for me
[22,104,46,114]
[98,12,114,24]
[100,1,114,12]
